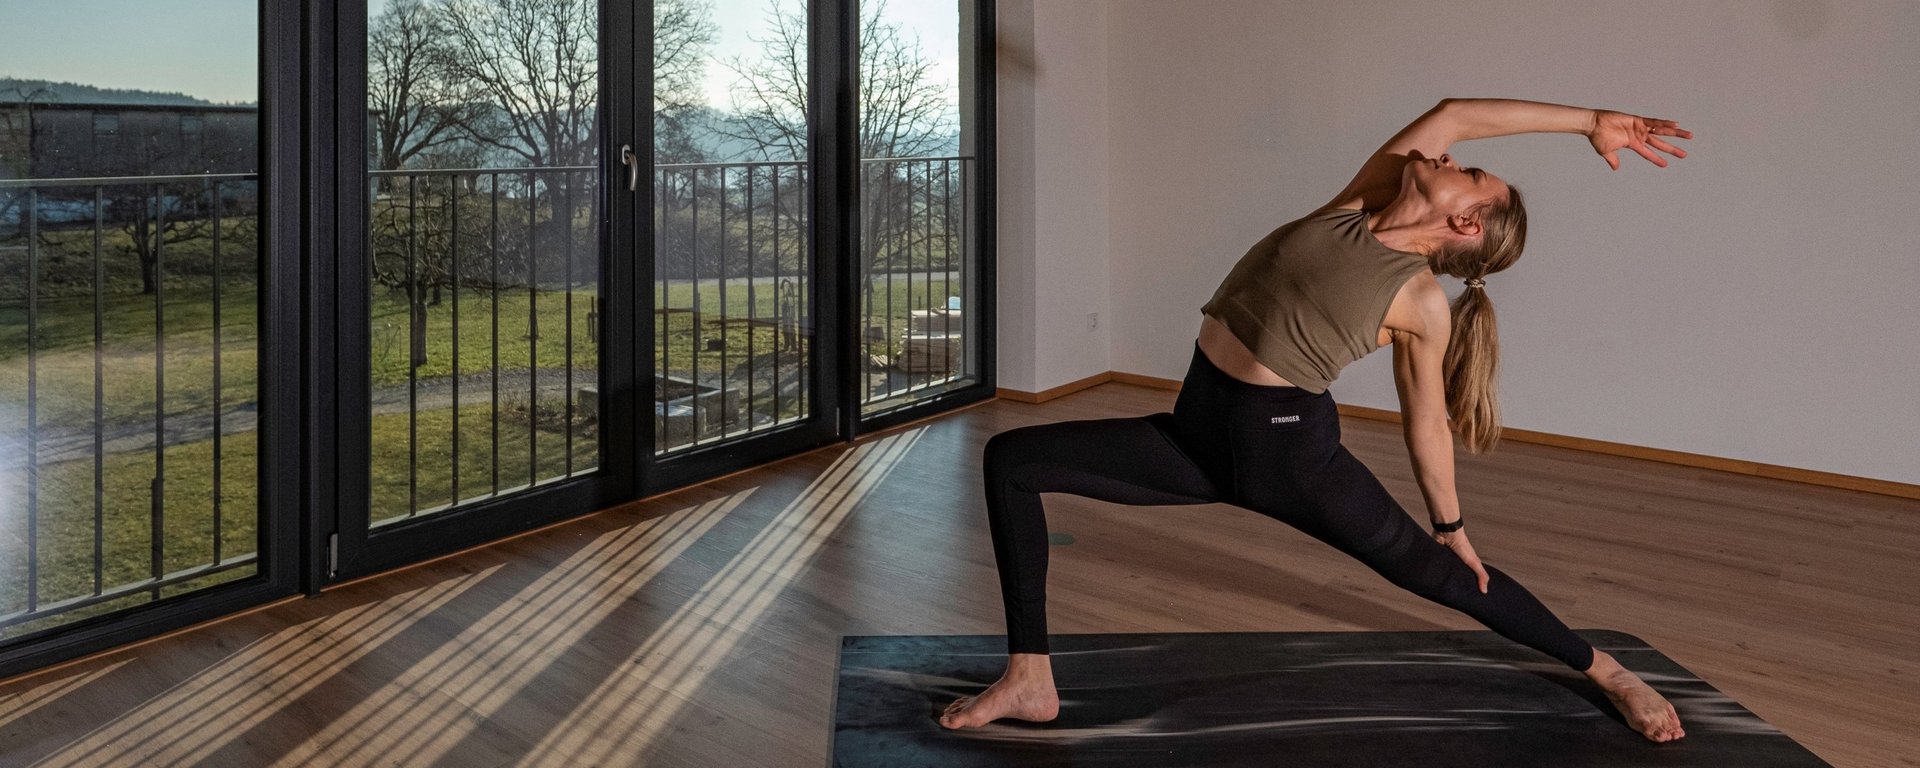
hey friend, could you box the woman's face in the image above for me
[1401,152,1511,226]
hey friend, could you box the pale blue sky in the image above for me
[0,0,960,110]
[703,0,962,110]
[0,0,259,103]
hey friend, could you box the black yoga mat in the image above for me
[831,629,1829,767]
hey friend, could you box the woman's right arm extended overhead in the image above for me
[1320,98,1688,211]
[1321,98,1598,212]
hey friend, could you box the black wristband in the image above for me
[1432,518,1464,533]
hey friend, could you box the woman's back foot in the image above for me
[938,656,1060,729]
[1585,650,1687,742]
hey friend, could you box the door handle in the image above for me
[620,143,638,191]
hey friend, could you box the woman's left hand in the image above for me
[1587,109,1692,171]
[1434,528,1490,593]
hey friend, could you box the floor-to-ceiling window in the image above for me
[0,0,301,679]
[0,2,266,639]
[650,0,818,454]
[325,0,634,582]
[364,0,603,525]
[854,0,985,419]
[645,0,992,449]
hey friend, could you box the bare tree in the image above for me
[430,0,602,311]
[368,0,484,180]
[100,120,243,295]
[715,0,959,306]
[654,0,720,163]
[367,0,719,316]
[434,0,600,170]
[717,0,954,162]
[656,0,717,114]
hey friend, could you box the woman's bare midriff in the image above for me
[1196,313,1302,387]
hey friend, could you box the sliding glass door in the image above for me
[639,0,996,482]
[0,0,301,676]
[332,0,640,578]
[853,0,992,427]
[649,0,824,462]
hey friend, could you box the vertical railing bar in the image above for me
[26,188,40,610]
[942,160,953,374]
[92,186,104,596]
[914,160,924,395]
[745,166,756,432]
[902,165,920,399]
[490,172,501,495]
[450,174,462,506]
[656,168,668,453]
[861,164,872,404]
[718,166,729,434]
[407,173,419,517]
[864,163,875,403]
[924,161,935,381]
[211,180,224,563]
[960,157,969,377]
[151,182,168,600]
[690,166,701,447]
[770,166,781,425]
[563,169,574,475]
[883,163,894,403]
[527,170,538,486]
[798,163,808,420]
[894,161,905,398]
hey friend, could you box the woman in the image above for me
[939,98,1694,743]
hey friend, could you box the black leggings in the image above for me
[981,341,1595,672]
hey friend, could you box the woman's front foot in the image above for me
[939,652,1061,729]
[1584,650,1687,743]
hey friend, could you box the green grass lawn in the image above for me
[369,399,597,524]
[0,275,960,426]
[0,399,594,639]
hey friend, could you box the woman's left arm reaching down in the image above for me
[1389,281,1491,593]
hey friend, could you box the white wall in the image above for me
[1003,0,1920,485]
[995,0,1113,392]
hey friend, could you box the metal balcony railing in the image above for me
[651,154,979,451]
[855,155,978,414]
[0,172,261,636]
[365,166,601,525]
[653,159,812,454]
[0,153,980,633]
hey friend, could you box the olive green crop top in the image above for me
[1199,207,1432,394]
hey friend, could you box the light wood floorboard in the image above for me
[1,382,1915,766]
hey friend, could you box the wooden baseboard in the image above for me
[997,371,1920,502]
[994,370,1116,403]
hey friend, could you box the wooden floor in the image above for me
[1,382,1916,767]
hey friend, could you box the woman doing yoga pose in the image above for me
[939,98,1694,743]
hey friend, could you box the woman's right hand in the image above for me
[1432,527,1491,594]
[1587,109,1692,171]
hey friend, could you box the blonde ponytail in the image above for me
[1431,186,1527,454]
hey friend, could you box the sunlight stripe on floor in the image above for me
[518,428,925,766]
[283,491,747,767]
[32,567,490,767]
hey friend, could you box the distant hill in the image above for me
[0,77,253,107]
[669,105,961,162]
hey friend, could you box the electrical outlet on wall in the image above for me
[1087,311,1099,331]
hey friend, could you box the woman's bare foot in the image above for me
[1584,650,1686,742]
[939,652,1061,729]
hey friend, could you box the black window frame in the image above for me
[0,0,997,682]
[0,0,307,681]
